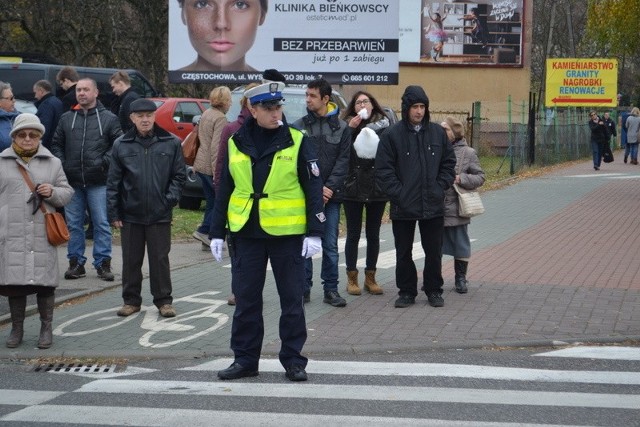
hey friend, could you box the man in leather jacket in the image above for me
[106,98,186,319]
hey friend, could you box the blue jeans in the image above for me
[305,201,340,293]
[196,172,215,235]
[65,185,112,268]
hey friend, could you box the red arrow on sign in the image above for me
[551,98,613,103]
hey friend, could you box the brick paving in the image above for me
[1,158,639,359]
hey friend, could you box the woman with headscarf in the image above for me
[440,117,485,294]
[0,114,73,349]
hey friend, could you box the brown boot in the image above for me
[37,294,55,349]
[364,269,384,295]
[6,296,26,348]
[346,270,361,295]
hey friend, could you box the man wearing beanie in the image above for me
[375,85,456,308]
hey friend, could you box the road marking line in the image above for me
[534,347,640,360]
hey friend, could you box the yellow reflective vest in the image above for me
[227,128,307,236]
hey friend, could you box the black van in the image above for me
[0,62,160,109]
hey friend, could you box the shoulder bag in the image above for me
[18,165,70,246]
[182,123,200,166]
[453,147,485,218]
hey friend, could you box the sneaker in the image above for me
[117,304,141,317]
[227,294,236,306]
[285,365,308,382]
[192,230,210,245]
[64,258,86,280]
[426,292,444,307]
[323,290,346,307]
[394,295,415,308]
[303,291,310,304]
[159,304,176,318]
[97,258,115,282]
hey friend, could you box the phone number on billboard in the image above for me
[339,74,391,83]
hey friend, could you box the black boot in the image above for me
[454,260,469,294]
[97,257,115,281]
[6,296,26,348]
[37,294,55,349]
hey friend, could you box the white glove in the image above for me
[301,236,322,258]
[210,238,224,262]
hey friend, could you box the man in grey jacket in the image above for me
[51,78,122,282]
[375,85,456,308]
[293,78,351,308]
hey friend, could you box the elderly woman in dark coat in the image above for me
[0,114,73,349]
[440,117,485,294]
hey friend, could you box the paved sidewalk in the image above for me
[1,158,639,360]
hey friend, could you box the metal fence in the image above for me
[464,98,596,178]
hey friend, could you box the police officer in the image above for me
[210,82,325,382]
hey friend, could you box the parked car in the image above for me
[146,98,210,210]
[14,99,37,114]
[149,97,210,141]
[0,62,160,110]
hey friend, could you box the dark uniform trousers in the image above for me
[120,222,173,308]
[230,235,308,370]
[392,217,445,297]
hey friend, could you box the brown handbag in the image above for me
[18,165,70,246]
[181,123,200,166]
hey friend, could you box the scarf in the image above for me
[12,142,39,163]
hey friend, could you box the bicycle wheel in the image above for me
[53,307,141,337]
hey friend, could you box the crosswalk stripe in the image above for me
[0,405,579,427]
[0,390,63,405]
[75,379,640,409]
[182,358,640,385]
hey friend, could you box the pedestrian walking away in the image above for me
[624,107,640,165]
[210,82,325,382]
[0,114,73,349]
[375,85,456,308]
[440,116,485,294]
[107,98,186,319]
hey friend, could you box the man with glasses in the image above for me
[0,81,20,152]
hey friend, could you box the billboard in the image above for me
[168,0,399,85]
[545,58,618,108]
[399,0,524,66]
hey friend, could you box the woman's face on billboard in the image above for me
[181,0,266,71]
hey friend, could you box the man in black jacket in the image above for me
[375,86,456,308]
[107,98,186,318]
[51,78,123,282]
